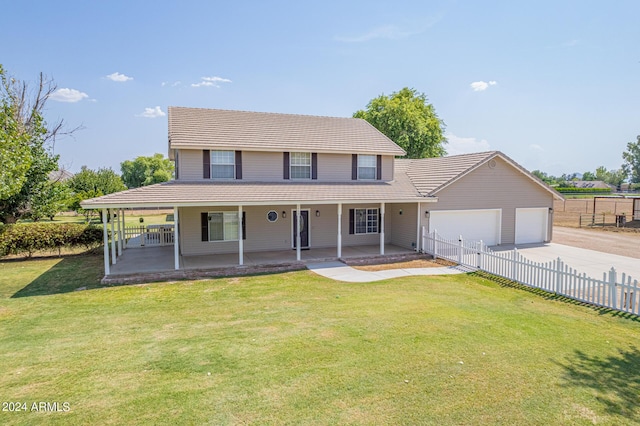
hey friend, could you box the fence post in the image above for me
[433,230,438,260]
[511,248,518,282]
[477,240,483,269]
[140,225,145,247]
[555,257,563,295]
[608,267,617,309]
[458,235,463,265]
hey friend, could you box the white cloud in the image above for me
[529,144,544,152]
[470,80,498,92]
[137,106,165,118]
[161,81,181,87]
[191,76,232,88]
[106,72,133,82]
[446,133,491,156]
[49,88,89,103]
[335,15,443,43]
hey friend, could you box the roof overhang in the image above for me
[169,143,405,156]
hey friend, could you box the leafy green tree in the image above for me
[28,180,70,221]
[67,166,126,220]
[0,65,69,223]
[592,166,627,189]
[531,170,557,185]
[622,135,640,183]
[581,171,596,181]
[354,87,447,158]
[120,153,174,188]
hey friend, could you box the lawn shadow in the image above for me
[557,347,640,420]
[10,253,104,298]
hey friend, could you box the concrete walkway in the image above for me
[307,261,467,283]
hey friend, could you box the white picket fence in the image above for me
[122,225,174,247]
[422,230,639,316]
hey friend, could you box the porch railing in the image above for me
[422,229,639,316]
[122,225,174,247]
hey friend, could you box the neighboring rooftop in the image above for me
[168,107,407,156]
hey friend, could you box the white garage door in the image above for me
[515,208,548,244]
[429,209,501,245]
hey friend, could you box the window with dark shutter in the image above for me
[376,155,382,180]
[235,151,243,180]
[311,153,318,180]
[242,211,246,240]
[283,152,290,180]
[351,154,357,180]
[203,150,211,179]
[349,209,355,234]
[201,212,208,241]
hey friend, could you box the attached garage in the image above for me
[429,209,501,245]
[515,207,549,244]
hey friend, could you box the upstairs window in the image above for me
[358,154,377,180]
[290,152,311,179]
[211,151,235,179]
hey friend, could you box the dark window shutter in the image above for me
[283,152,290,180]
[376,155,382,180]
[235,151,242,180]
[378,211,382,233]
[242,211,246,240]
[311,153,318,180]
[351,154,358,180]
[203,150,210,179]
[349,209,355,234]
[201,213,208,241]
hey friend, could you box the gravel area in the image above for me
[552,226,640,259]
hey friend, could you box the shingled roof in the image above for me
[168,107,406,156]
[400,151,563,199]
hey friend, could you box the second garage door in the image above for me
[429,209,501,245]
[515,207,549,244]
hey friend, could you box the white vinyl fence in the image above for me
[122,225,174,247]
[422,229,639,316]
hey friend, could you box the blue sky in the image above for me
[2,0,639,177]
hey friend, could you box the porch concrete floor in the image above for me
[108,244,415,276]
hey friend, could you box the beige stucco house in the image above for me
[82,107,562,278]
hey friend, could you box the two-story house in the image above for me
[82,107,562,279]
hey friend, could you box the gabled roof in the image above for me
[400,151,563,200]
[168,107,406,156]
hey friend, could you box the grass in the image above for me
[1,256,639,425]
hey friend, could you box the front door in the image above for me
[293,210,310,249]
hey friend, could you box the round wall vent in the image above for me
[488,159,497,169]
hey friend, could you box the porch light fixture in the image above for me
[315,210,320,217]
[399,209,403,215]
[282,211,286,219]
[549,207,554,213]
[424,211,429,218]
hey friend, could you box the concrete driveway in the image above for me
[494,242,640,282]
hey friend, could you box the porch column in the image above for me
[121,209,126,249]
[296,204,301,261]
[238,205,244,266]
[337,203,342,258]
[173,207,180,270]
[416,202,421,252]
[380,202,385,255]
[117,209,123,256]
[110,209,117,265]
[102,208,110,275]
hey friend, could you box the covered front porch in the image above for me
[108,243,417,277]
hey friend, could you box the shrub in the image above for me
[0,223,103,258]
[555,187,612,194]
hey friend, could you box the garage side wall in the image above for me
[429,157,553,244]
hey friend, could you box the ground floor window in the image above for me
[355,208,379,234]
[208,212,239,241]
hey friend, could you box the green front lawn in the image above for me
[0,256,638,425]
